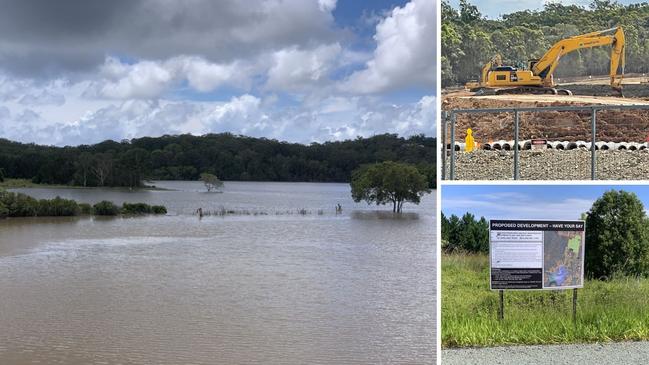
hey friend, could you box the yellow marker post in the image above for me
[465,128,475,152]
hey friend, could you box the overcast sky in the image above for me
[0,0,435,146]
[447,0,640,19]
[442,185,649,221]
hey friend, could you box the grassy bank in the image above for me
[0,178,169,190]
[442,253,649,348]
[0,178,69,189]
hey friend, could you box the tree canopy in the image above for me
[350,161,430,213]
[200,173,224,192]
[0,133,436,188]
[441,212,489,253]
[442,0,649,86]
[585,190,649,279]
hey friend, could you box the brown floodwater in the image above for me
[0,181,436,364]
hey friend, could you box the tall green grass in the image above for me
[442,253,649,348]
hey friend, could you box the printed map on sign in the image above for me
[543,231,585,288]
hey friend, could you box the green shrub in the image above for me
[37,196,79,216]
[0,191,39,217]
[93,200,120,216]
[151,205,167,214]
[0,201,8,218]
[79,203,93,215]
[121,202,152,215]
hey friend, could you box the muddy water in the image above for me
[0,182,436,364]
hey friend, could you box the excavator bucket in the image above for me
[612,86,624,97]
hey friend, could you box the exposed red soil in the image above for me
[442,94,649,143]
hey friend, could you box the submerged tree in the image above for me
[200,173,224,192]
[351,161,430,213]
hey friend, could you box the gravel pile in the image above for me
[444,149,649,180]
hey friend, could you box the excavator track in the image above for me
[495,87,573,96]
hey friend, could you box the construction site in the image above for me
[442,27,649,180]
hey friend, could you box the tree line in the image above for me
[442,0,649,86]
[0,133,436,188]
[442,190,649,279]
[441,212,489,253]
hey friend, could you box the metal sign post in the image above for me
[450,113,456,180]
[514,111,520,180]
[591,108,597,180]
[573,288,578,325]
[441,111,447,180]
[499,289,504,321]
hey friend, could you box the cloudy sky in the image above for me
[448,0,640,19]
[0,0,435,146]
[442,184,649,220]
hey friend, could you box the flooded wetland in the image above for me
[0,181,436,364]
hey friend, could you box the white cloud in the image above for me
[0,1,437,145]
[318,0,337,12]
[178,57,251,92]
[340,0,435,93]
[84,56,254,99]
[266,43,341,92]
[0,106,9,119]
[18,89,66,106]
[0,92,435,146]
[91,58,174,99]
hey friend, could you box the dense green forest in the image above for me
[441,212,489,253]
[442,0,649,86]
[0,133,436,188]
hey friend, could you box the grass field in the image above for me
[442,253,649,348]
[0,178,60,188]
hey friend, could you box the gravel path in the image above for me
[443,341,649,365]
[444,150,649,180]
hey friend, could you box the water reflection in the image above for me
[351,210,421,220]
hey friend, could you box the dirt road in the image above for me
[458,94,649,105]
[442,341,649,365]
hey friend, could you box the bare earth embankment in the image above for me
[443,93,649,142]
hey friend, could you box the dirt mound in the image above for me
[443,95,649,143]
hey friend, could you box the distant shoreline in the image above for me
[1,178,171,191]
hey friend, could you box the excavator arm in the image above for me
[531,26,625,92]
[609,27,625,93]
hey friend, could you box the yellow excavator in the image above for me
[465,26,625,96]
